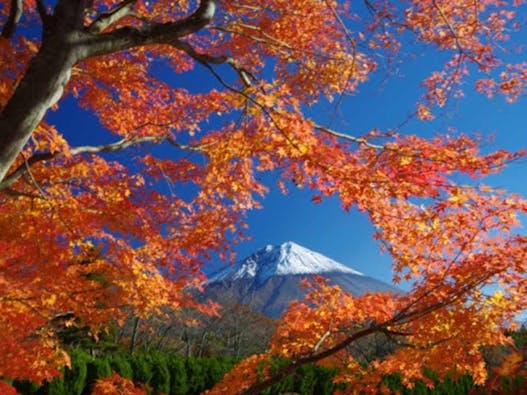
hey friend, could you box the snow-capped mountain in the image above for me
[204,242,398,318]
[208,241,363,284]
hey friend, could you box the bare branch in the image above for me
[171,39,228,64]
[1,187,43,199]
[313,124,385,150]
[231,3,261,12]
[0,134,206,191]
[170,39,255,87]
[22,152,48,198]
[83,0,217,58]
[89,0,138,34]
[1,0,23,38]
[69,135,162,154]
[313,330,331,353]
[0,152,54,191]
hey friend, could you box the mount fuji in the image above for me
[204,241,399,318]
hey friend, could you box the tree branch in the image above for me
[171,39,228,64]
[82,0,217,58]
[170,39,255,87]
[89,0,138,34]
[35,0,50,23]
[0,134,206,191]
[313,330,331,352]
[0,0,216,184]
[1,0,23,38]
[313,124,385,149]
[241,324,382,395]
[52,0,92,32]
[239,269,494,395]
[430,0,483,68]
[1,187,44,199]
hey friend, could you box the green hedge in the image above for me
[258,360,341,395]
[381,370,476,395]
[10,350,525,395]
[13,351,236,395]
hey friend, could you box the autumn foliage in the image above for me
[1,0,527,393]
[91,373,148,395]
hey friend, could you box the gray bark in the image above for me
[81,0,216,57]
[0,36,78,182]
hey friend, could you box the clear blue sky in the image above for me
[46,20,527,288]
[224,47,527,285]
[234,87,527,285]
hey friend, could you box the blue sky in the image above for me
[45,16,527,288]
[234,81,527,285]
[227,46,527,285]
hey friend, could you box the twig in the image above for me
[22,152,48,198]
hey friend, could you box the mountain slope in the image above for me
[204,242,399,318]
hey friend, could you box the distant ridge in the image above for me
[204,242,398,318]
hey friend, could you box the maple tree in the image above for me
[1,0,527,393]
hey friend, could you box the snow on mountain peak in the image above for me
[208,241,363,283]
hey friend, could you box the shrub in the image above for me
[167,355,188,395]
[63,349,91,395]
[85,357,112,394]
[109,353,133,380]
[130,353,153,387]
[150,352,170,395]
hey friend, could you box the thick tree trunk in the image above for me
[0,38,77,182]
